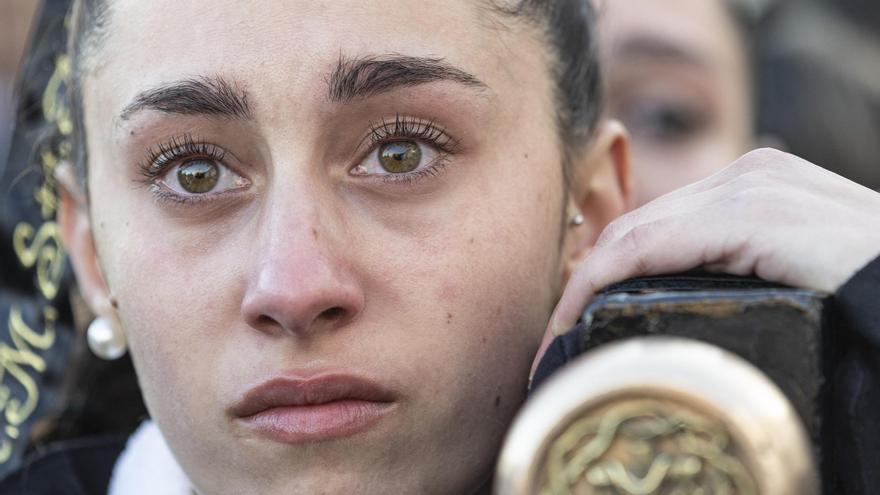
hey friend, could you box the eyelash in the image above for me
[361,115,460,184]
[135,134,233,204]
[138,134,226,180]
[136,116,458,203]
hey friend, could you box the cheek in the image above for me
[385,164,565,402]
[365,177,564,482]
[399,161,564,333]
[90,197,247,415]
[631,135,743,205]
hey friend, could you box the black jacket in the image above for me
[0,435,124,495]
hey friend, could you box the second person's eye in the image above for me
[624,100,709,143]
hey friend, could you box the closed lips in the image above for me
[230,373,397,418]
[228,372,397,443]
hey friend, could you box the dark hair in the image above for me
[498,0,603,148]
[67,0,109,189]
[66,0,602,187]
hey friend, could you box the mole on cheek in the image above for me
[446,312,453,325]
[311,228,318,240]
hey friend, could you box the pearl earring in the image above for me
[87,317,127,360]
[570,213,585,227]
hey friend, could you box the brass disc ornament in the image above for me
[495,337,817,495]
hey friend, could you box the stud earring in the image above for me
[87,317,127,360]
[570,213,585,227]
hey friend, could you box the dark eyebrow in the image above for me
[118,75,251,121]
[613,36,711,69]
[327,54,487,102]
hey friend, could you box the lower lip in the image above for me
[240,400,394,443]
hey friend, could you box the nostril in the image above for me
[320,306,346,322]
[247,305,353,335]
[256,314,277,328]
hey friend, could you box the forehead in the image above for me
[600,0,742,66]
[89,0,543,117]
[104,0,489,59]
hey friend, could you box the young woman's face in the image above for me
[600,0,754,206]
[76,1,594,493]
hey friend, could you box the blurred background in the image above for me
[597,0,880,204]
[0,0,39,171]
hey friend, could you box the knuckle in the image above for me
[619,222,654,258]
[731,147,792,174]
[598,216,629,245]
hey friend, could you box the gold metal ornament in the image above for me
[495,337,817,495]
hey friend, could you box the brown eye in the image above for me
[378,141,422,173]
[177,160,220,193]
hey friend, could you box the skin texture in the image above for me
[599,0,754,206]
[58,1,629,493]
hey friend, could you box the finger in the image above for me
[644,148,805,207]
[549,149,815,334]
[595,158,793,253]
[550,211,738,334]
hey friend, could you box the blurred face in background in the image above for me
[600,0,754,206]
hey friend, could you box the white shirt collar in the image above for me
[108,420,192,495]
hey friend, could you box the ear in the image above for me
[562,119,632,281]
[56,163,115,319]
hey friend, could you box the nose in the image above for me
[241,208,364,338]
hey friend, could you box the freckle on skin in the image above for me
[524,153,528,159]
[481,336,486,344]
[469,237,475,245]
[446,312,453,325]
[494,395,501,407]
[311,228,318,240]
[110,298,119,309]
